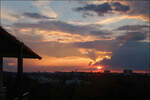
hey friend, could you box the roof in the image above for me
[0,26,41,59]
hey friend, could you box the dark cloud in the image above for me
[116,32,147,42]
[74,2,130,16]
[12,20,112,37]
[96,42,150,70]
[23,12,55,19]
[116,25,149,31]
[9,12,55,20]
[76,0,150,20]
[74,40,123,52]
[90,30,112,39]
[94,58,110,66]
[75,3,112,16]
[112,2,130,12]
[86,50,97,61]
[91,30,110,35]
[115,24,149,42]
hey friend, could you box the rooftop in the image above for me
[0,26,41,59]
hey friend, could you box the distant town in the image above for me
[4,69,150,84]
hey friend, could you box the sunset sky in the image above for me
[1,0,150,72]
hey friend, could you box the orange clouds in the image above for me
[23,55,91,71]
[40,30,100,43]
[10,26,112,44]
[7,62,16,66]
[21,47,112,72]
[78,48,112,67]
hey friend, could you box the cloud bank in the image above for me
[96,42,150,70]
[75,0,150,20]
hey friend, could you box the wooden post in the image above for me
[0,57,5,100]
[17,44,23,82]
[0,57,3,88]
[16,45,23,100]
[17,57,23,82]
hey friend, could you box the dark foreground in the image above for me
[4,72,150,100]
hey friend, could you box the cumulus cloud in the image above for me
[112,2,130,12]
[86,49,98,61]
[75,0,150,20]
[75,2,130,16]
[75,2,112,16]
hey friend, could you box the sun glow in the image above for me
[97,66,103,70]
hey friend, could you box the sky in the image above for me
[1,0,150,72]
